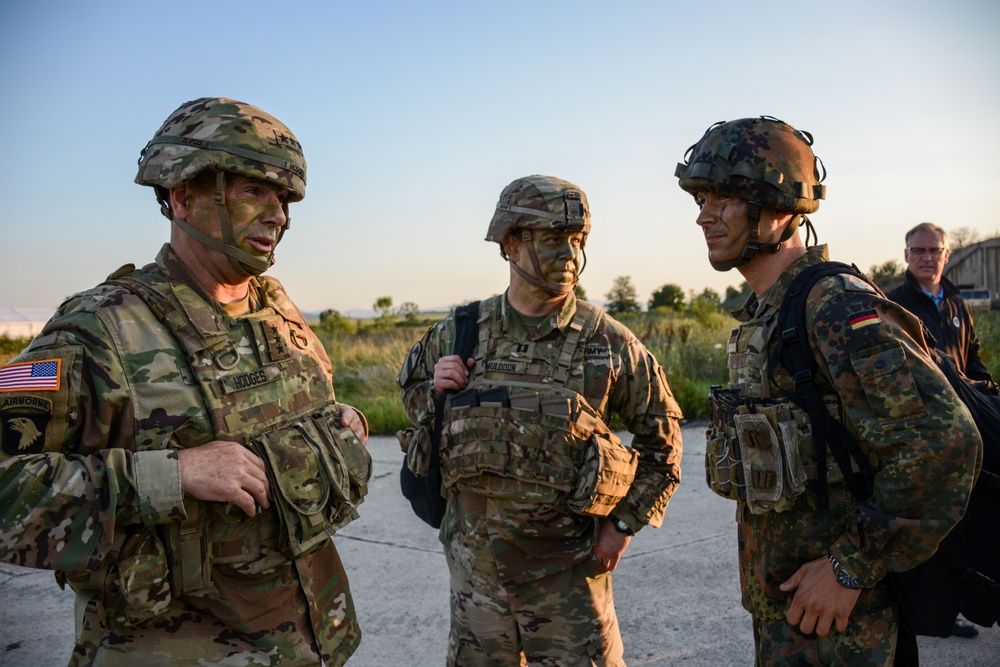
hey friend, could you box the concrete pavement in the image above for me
[2,424,997,666]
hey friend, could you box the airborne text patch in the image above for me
[1,396,54,456]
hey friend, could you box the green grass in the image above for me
[614,311,730,420]
[972,309,1000,380]
[0,335,29,365]
[5,306,994,433]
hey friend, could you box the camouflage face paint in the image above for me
[528,230,584,287]
[695,193,751,272]
[226,176,290,259]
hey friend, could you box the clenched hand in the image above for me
[433,354,475,395]
[178,441,270,517]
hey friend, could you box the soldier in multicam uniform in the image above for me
[674,117,981,665]
[0,98,372,666]
[396,175,684,667]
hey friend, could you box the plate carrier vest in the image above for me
[440,296,638,516]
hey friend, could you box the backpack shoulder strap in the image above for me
[769,261,877,506]
[452,301,481,359]
[430,301,482,467]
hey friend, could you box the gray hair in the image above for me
[905,222,949,249]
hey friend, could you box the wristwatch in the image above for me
[828,554,863,589]
[610,517,635,536]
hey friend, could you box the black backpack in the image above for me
[770,261,1000,637]
[399,301,480,528]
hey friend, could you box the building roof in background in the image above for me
[0,307,56,323]
[946,237,1000,271]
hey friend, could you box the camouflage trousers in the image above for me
[67,542,361,667]
[442,492,625,667]
[751,603,897,667]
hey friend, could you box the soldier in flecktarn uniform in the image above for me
[674,117,981,665]
[0,98,372,666]
[397,175,684,667]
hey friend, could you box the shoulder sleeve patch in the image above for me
[0,359,61,392]
[397,341,424,387]
[1,347,82,458]
[842,275,877,294]
[1,395,54,455]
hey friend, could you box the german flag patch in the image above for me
[850,312,880,330]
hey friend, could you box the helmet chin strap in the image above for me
[509,229,585,297]
[709,203,800,272]
[171,171,285,277]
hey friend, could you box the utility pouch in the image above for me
[705,386,745,501]
[165,499,213,596]
[400,425,433,478]
[450,387,480,408]
[706,387,809,512]
[309,408,372,527]
[733,401,807,514]
[567,431,638,517]
[253,406,372,558]
[443,402,582,491]
[109,528,173,626]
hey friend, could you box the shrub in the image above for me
[0,336,31,365]
[974,310,1000,380]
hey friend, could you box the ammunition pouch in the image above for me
[108,528,173,626]
[253,404,372,558]
[399,424,434,478]
[442,384,635,516]
[568,431,639,517]
[707,386,831,514]
[165,498,213,596]
[59,527,172,632]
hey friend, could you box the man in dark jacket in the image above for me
[886,222,993,643]
[887,222,992,382]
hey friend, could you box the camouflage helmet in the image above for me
[485,175,590,243]
[135,97,306,201]
[674,116,825,214]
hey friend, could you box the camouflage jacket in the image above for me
[398,292,683,582]
[729,246,980,620]
[0,244,361,666]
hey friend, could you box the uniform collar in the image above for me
[156,243,288,327]
[733,245,830,322]
[903,269,959,301]
[500,290,578,340]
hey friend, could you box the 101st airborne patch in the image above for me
[1,395,54,456]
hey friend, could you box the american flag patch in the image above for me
[0,360,61,392]
[850,312,880,330]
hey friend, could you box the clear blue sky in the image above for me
[2,0,998,315]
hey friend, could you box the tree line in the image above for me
[314,225,998,332]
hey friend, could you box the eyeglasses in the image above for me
[908,247,946,258]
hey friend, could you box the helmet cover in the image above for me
[485,175,590,243]
[135,97,306,201]
[675,116,825,214]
